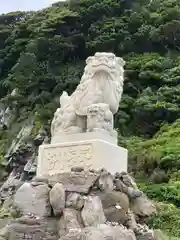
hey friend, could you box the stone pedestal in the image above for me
[51,132,118,145]
[37,136,128,177]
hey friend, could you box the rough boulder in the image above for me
[0,168,161,240]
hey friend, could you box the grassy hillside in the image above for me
[0,0,180,237]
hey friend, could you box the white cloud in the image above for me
[0,0,62,14]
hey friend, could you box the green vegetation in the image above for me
[147,202,180,238]
[126,119,180,178]
[0,0,180,237]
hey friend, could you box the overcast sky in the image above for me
[0,0,61,14]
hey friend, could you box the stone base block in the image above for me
[51,132,117,145]
[37,140,128,177]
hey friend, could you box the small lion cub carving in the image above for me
[87,103,114,136]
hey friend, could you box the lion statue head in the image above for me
[81,52,125,84]
[71,52,126,116]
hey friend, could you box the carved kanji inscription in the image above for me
[40,143,93,175]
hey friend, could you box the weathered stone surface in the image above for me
[80,224,136,240]
[60,208,82,235]
[119,172,138,189]
[52,132,117,145]
[131,195,157,217]
[58,216,66,238]
[81,196,106,227]
[6,216,58,240]
[38,141,128,177]
[0,219,9,230]
[154,229,164,240]
[135,224,155,240]
[0,171,23,201]
[126,210,138,231]
[98,191,129,224]
[114,179,142,199]
[50,183,65,216]
[114,179,128,191]
[47,172,99,194]
[117,172,143,199]
[60,224,136,240]
[71,167,84,173]
[0,227,8,240]
[127,187,143,199]
[32,176,49,185]
[60,231,82,240]
[33,127,47,146]
[14,182,51,217]
[136,231,154,240]
[97,170,114,192]
[104,207,128,225]
[98,191,129,210]
[66,193,84,210]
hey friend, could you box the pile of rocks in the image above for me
[0,168,160,240]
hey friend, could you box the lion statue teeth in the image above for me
[51,52,125,139]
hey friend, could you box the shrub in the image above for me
[147,202,180,237]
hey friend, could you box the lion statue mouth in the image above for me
[85,52,125,78]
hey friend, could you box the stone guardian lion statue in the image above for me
[51,52,125,139]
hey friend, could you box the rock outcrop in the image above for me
[81,196,106,227]
[14,181,51,217]
[0,126,49,204]
[50,183,65,216]
[0,168,160,240]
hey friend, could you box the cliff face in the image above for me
[0,0,180,238]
